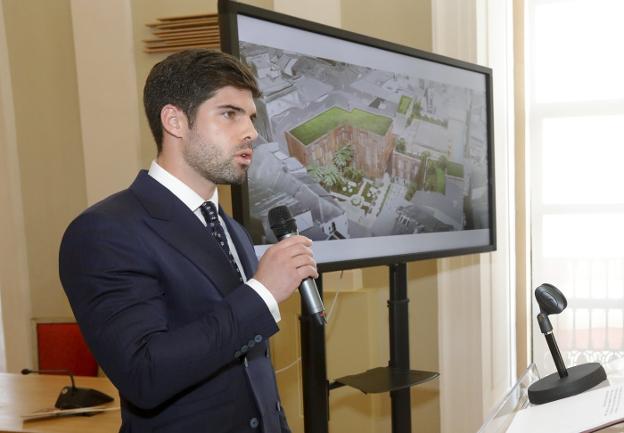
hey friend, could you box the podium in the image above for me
[477,359,624,433]
[300,262,439,433]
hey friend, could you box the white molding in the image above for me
[481,0,516,415]
[432,0,477,62]
[434,0,516,431]
[437,255,484,433]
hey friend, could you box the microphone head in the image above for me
[268,206,297,239]
[535,283,567,315]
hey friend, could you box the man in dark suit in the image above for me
[59,49,317,433]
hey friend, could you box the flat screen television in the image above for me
[219,0,496,272]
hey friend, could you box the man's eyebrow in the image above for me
[217,104,257,119]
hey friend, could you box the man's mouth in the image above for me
[235,149,253,165]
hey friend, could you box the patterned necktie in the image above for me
[200,201,243,282]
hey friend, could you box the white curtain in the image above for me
[527,0,624,373]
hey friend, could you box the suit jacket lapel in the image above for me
[129,171,241,297]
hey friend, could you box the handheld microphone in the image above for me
[268,206,326,326]
[22,367,114,409]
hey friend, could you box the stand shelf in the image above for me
[330,366,438,394]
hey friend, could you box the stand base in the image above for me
[528,362,606,405]
[55,386,114,409]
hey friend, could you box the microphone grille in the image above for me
[268,206,297,239]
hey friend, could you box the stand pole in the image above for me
[388,263,411,433]
[300,275,329,433]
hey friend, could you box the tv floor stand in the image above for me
[299,262,439,433]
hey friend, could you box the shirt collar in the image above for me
[148,160,218,213]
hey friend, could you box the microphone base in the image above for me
[528,362,606,405]
[55,386,115,409]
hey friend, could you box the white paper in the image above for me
[507,385,624,433]
[22,405,119,420]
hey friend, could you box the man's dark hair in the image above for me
[143,49,261,152]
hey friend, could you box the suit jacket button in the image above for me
[249,417,259,428]
[241,345,248,353]
[254,334,263,343]
[234,351,241,358]
[248,339,255,348]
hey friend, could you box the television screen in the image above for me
[219,0,496,271]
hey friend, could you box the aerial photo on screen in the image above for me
[239,41,491,244]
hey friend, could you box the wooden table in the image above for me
[0,373,120,433]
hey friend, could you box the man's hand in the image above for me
[254,235,318,303]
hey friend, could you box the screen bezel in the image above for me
[218,0,496,272]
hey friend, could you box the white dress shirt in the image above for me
[148,160,281,323]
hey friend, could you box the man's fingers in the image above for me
[291,254,316,271]
[298,265,319,281]
[254,234,318,303]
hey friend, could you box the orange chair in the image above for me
[36,322,98,377]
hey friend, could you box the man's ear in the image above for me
[160,104,186,139]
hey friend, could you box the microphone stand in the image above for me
[21,368,114,410]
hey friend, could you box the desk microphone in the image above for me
[527,284,606,404]
[268,206,326,326]
[21,368,114,409]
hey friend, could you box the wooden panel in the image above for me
[143,13,219,53]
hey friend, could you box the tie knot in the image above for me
[201,201,219,223]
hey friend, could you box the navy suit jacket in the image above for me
[59,171,291,433]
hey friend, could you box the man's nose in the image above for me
[245,119,258,143]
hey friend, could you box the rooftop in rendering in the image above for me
[289,106,393,145]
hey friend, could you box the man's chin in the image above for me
[213,172,247,186]
[227,176,246,185]
[202,164,248,186]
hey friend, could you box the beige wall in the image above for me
[342,0,432,50]
[0,0,440,431]
[274,0,341,27]
[1,0,85,335]
[71,0,142,205]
